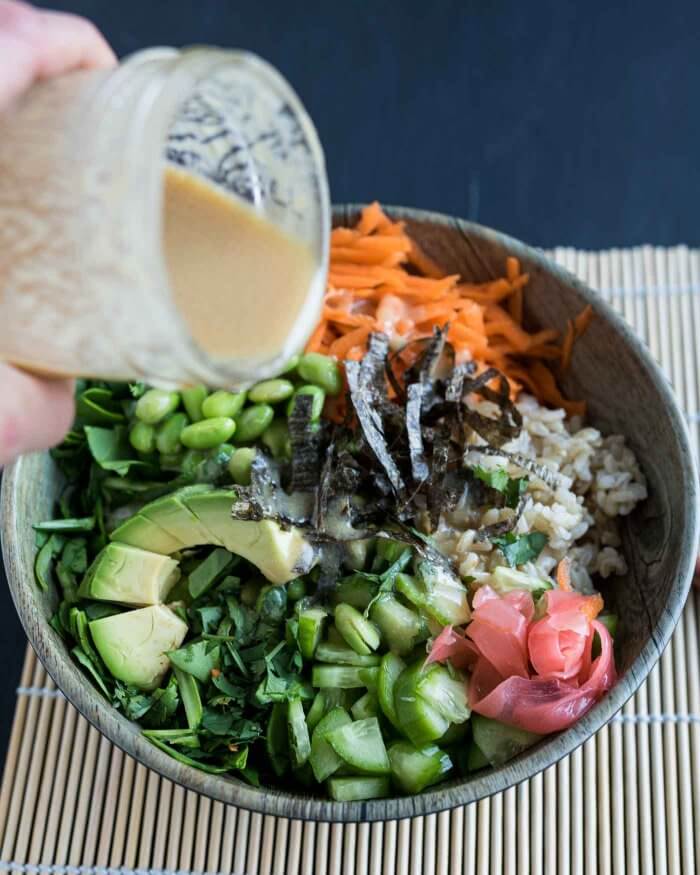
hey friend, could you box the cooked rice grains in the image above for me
[435,395,648,594]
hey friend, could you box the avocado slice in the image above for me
[110,513,182,554]
[140,486,221,549]
[184,491,314,585]
[110,489,314,586]
[90,604,188,690]
[79,543,180,606]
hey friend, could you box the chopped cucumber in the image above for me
[351,690,379,720]
[471,714,542,767]
[325,717,391,775]
[414,561,471,625]
[394,661,450,746]
[309,706,352,782]
[306,691,328,731]
[491,565,552,596]
[388,741,453,794]
[287,698,311,767]
[416,664,470,724]
[334,603,381,654]
[315,642,381,667]
[173,667,203,729]
[327,776,391,802]
[370,594,428,656]
[376,537,407,566]
[378,652,405,730]
[466,741,490,771]
[297,607,327,660]
[343,538,374,571]
[438,720,469,745]
[312,664,369,689]
[331,576,379,610]
[358,666,380,690]
[266,702,289,777]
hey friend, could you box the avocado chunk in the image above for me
[184,491,314,585]
[90,605,188,690]
[79,543,180,606]
[140,486,221,549]
[110,513,183,554]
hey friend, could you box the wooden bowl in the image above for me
[2,206,698,822]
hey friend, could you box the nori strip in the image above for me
[288,394,322,493]
[345,359,405,496]
[406,382,429,484]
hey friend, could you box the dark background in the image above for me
[1,0,699,756]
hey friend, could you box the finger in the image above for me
[0,363,75,466]
[0,1,115,108]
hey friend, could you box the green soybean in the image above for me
[248,378,295,404]
[129,421,156,454]
[297,353,343,396]
[201,390,247,419]
[156,412,188,455]
[261,419,291,460]
[180,417,236,450]
[228,447,257,485]
[287,385,325,421]
[287,579,307,602]
[279,354,301,375]
[135,389,180,425]
[181,385,208,422]
[235,404,274,443]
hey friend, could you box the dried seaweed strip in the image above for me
[474,444,559,489]
[346,359,405,496]
[289,394,322,493]
[406,382,430,484]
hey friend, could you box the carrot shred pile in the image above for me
[307,202,592,416]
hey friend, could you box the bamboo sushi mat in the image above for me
[2,245,700,875]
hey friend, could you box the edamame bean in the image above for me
[135,389,180,425]
[287,385,325,421]
[181,385,208,422]
[235,404,274,443]
[297,353,343,396]
[129,421,156,454]
[261,419,291,460]
[156,412,188,455]
[228,447,257,485]
[201,390,247,419]
[287,579,307,601]
[279,354,301,375]
[248,378,295,404]
[180,417,236,449]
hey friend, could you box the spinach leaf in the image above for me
[34,534,65,591]
[84,426,149,477]
[491,531,548,567]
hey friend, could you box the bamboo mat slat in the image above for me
[1,246,699,875]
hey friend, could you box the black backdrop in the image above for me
[0,0,699,759]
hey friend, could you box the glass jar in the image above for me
[0,47,330,388]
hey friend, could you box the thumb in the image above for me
[0,363,75,466]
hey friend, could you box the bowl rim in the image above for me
[2,204,698,823]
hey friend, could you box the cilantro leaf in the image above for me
[491,531,548,567]
[474,466,529,509]
[168,640,220,683]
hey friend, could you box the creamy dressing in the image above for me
[163,166,317,363]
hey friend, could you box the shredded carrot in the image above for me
[313,203,592,413]
[581,593,604,622]
[556,558,572,591]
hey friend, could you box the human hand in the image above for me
[0,1,115,466]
